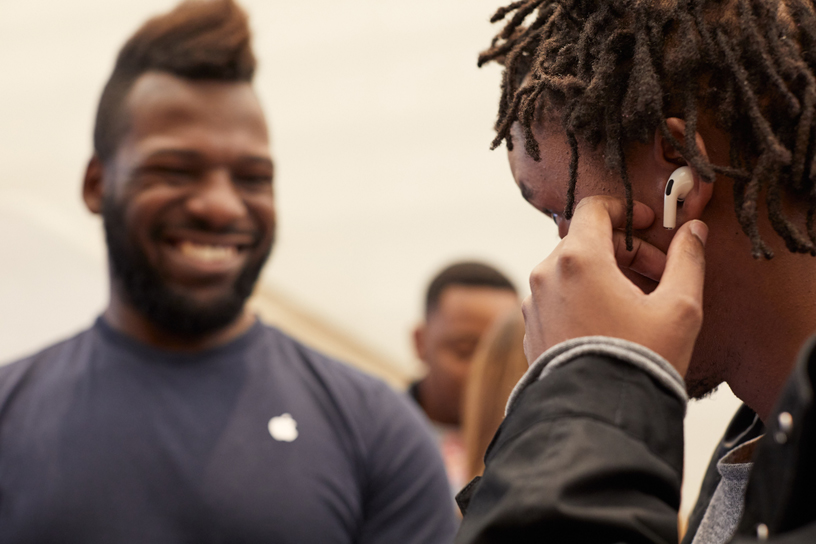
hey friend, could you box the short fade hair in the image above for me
[93,0,255,162]
[425,262,517,316]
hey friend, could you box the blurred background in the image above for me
[0,0,741,520]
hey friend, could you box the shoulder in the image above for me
[1,327,97,378]
[0,327,97,408]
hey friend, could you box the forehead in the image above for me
[508,119,625,211]
[120,71,269,157]
[508,121,570,197]
[429,285,517,329]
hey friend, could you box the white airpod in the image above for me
[663,166,694,230]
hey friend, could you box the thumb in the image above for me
[654,220,708,306]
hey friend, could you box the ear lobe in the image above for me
[413,325,428,364]
[654,118,714,227]
[82,155,106,215]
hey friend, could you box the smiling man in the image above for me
[0,1,456,542]
[456,1,816,543]
[93,70,275,349]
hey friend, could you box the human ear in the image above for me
[82,155,106,215]
[413,324,428,365]
[653,118,714,228]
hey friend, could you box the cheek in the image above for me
[432,347,468,374]
[125,181,186,217]
[121,195,163,244]
[246,194,276,235]
[572,172,627,203]
[119,188,188,260]
[634,226,673,259]
[444,352,475,383]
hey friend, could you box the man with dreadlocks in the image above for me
[456,0,816,543]
[0,1,457,542]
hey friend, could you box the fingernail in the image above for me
[689,220,708,247]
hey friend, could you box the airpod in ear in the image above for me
[663,166,694,230]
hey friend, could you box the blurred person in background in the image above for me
[410,261,518,493]
[460,310,526,482]
[0,1,456,542]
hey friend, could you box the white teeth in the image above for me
[177,241,238,263]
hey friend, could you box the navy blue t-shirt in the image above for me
[0,319,456,543]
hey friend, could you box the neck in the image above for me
[104,291,256,353]
[717,251,816,421]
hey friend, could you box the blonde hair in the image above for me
[461,310,527,480]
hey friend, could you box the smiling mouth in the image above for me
[177,240,240,263]
[155,227,259,280]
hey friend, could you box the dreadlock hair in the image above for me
[93,0,255,163]
[480,0,816,258]
[425,261,517,317]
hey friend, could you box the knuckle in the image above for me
[555,245,587,276]
[521,296,533,318]
[674,294,703,323]
[528,262,550,290]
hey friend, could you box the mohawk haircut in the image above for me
[480,0,816,258]
[425,262,517,316]
[94,0,255,162]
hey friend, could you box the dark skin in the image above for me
[514,112,816,421]
[83,71,275,352]
[413,285,518,426]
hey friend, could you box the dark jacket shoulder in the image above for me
[735,335,816,541]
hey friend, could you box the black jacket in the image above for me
[456,336,816,543]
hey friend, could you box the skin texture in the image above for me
[83,71,275,352]
[512,113,816,421]
[521,197,707,377]
[413,286,519,426]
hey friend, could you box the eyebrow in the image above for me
[143,149,203,162]
[142,149,273,170]
[239,156,274,170]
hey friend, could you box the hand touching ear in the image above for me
[522,195,708,377]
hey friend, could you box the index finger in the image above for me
[569,196,655,246]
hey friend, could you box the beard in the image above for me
[102,197,272,338]
[683,300,733,400]
[685,346,723,400]
[685,371,722,400]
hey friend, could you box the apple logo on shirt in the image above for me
[268,413,298,442]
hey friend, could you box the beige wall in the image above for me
[0,0,743,518]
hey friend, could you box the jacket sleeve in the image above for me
[456,338,687,544]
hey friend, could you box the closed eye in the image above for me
[541,208,559,226]
[234,173,273,186]
[134,165,199,186]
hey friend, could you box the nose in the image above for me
[186,168,246,228]
[554,213,570,239]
